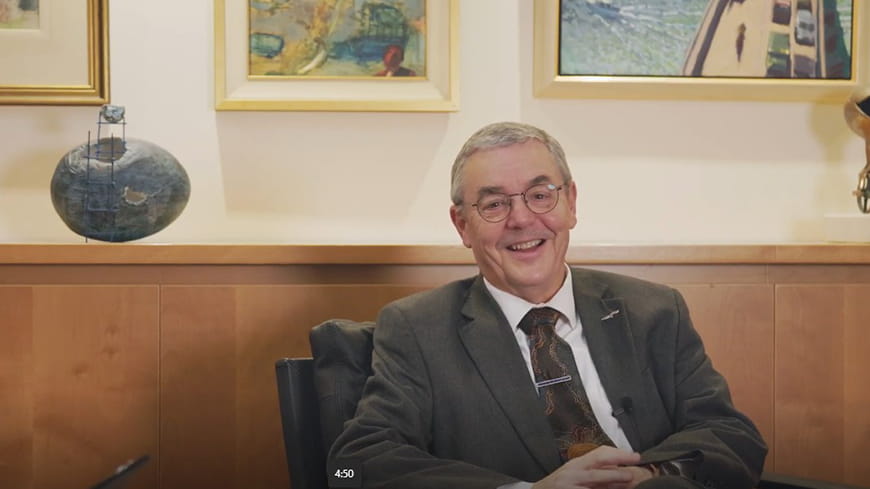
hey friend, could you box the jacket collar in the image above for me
[458,276,562,473]
[571,268,644,449]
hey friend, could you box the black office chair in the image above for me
[276,357,327,489]
[275,319,862,489]
[276,319,374,489]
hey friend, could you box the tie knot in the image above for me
[518,307,560,335]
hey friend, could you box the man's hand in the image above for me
[618,464,656,488]
[532,446,653,489]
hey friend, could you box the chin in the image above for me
[508,272,557,291]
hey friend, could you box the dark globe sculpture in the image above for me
[51,136,191,242]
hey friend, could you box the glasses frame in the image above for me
[470,182,567,223]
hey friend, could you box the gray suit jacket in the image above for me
[329,268,767,489]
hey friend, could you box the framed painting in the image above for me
[534,0,864,102]
[215,0,458,112]
[0,0,109,105]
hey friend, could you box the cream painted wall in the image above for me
[0,0,867,244]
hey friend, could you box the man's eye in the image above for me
[481,200,504,211]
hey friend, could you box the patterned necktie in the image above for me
[518,307,614,459]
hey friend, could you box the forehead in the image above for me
[462,140,559,191]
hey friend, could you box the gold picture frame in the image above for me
[0,0,109,105]
[215,0,458,112]
[534,0,864,102]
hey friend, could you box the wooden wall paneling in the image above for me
[31,286,159,489]
[236,284,431,489]
[0,287,35,489]
[768,264,870,285]
[675,284,776,469]
[775,286,845,483]
[583,264,768,286]
[0,263,479,287]
[1,246,868,489]
[280,264,475,287]
[160,284,429,489]
[160,286,238,489]
[235,286,302,489]
[842,286,870,486]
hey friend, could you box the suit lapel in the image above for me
[457,277,562,473]
[572,269,646,450]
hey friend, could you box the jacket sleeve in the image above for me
[639,288,768,489]
[327,303,519,489]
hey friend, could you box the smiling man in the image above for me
[449,132,577,305]
[329,122,766,489]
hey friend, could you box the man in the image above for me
[329,122,767,489]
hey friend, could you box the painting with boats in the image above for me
[559,0,853,80]
[249,0,425,77]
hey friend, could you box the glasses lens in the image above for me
[525,184,558,213]
[476,195,510,221]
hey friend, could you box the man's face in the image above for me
[450,140,577,303]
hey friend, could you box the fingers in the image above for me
[570,445,642,469]
[533,447,642,489]
[535,467,631,489]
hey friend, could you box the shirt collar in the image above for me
[483,265,576,331]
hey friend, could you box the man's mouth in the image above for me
[508,239,544,251]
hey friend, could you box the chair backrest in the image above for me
[309,319,375,451]
[275,358,327,489]
[275,319,375,489]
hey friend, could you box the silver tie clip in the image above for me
[535,375,572,388]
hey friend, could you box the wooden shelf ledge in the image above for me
[0,243,867,265]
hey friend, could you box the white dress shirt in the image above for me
[483,265,633,450]
[487,267,634,489]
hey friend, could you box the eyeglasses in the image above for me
[470,182,566,223]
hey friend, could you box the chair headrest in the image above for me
[310,319,375,452]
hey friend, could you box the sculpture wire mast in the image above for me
[81,105,128,242]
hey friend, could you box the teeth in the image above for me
[510,240,542,251]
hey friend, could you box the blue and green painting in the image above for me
[559,0,852,79]
[249,0,425,77]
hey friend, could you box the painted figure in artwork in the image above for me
[375,44,416,76]
[0,0,20,24]
[735,23,746,62]
[0,0,38,28]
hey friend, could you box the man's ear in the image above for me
[566,181,579,229]
[450,205,472,248]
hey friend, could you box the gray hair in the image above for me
[450,122,572,205]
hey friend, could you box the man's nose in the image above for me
[504,196,535,226]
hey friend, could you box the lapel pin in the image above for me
[601,309,620,321]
